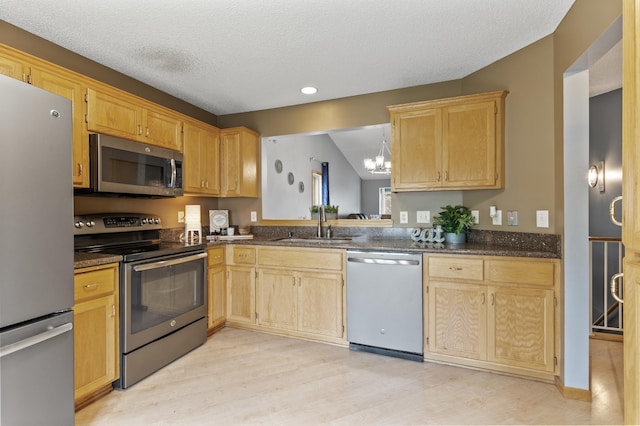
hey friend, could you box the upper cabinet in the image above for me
[388,91,507,192]
[0,45,90,188]
[86,86,183,151]
[183,118,221,195]
[220,127,260,197]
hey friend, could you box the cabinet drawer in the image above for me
[428,256,483,280]
[232,247,256,265]
[486,259,555,287]
[258,247,343,271]
[208,247,225,266]
[74,266,117,302]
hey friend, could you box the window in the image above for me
[379,187,391,215]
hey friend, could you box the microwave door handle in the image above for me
[133,252,208,272]
[170,159,177,188]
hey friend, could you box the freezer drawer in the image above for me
[0,311,75,425]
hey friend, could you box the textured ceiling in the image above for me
[0,0,576,115]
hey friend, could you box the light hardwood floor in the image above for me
[76,328,623,425]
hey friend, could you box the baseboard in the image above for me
[555,376,592,401]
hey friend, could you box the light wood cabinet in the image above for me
[73,263,119,409]
[220,127,260,197]
[226,245,345,344]
[388,91,507,191]
[622,2,640,422]
[207,247,226,332]
[226,246,257,324]
[183,118,221,195]
[0,45,90,187]
[86,85,183,151]
[425,254,558,381]
[255,246,344,341]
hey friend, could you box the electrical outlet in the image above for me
[178,211,185,223]
[400,211,409,224]
[492,210,502,225]
[250,211,257,222]
[471,210,479,224]
[416,210,430,223]
[536,210,549,228]
[507,210,518,226]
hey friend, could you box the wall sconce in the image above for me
[184,204,202,243]
[588,161,605,192]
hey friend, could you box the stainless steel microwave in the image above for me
[84,134,183,197]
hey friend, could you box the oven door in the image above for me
[121,251,207,353]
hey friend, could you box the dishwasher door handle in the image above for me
[347,257,420,266]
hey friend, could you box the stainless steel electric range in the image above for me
[74,213,208,389]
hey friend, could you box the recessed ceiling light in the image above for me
[301,86,317,95]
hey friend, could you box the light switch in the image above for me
[492,210,502,225]
[471,210,479,224]
[178,211,185,223]
[400,211,409,224]
[416,211,430,223]
[507,211,518,226]
[536,210,549,228]
[250,211,257,222]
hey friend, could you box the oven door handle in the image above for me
[133,252,208,272]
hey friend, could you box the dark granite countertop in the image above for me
[74,252,123,269]
[205,234,561,259]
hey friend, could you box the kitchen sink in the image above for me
[273,237,352,244]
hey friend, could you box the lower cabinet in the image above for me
[425,254,559,381]
[207,247,226,332]
[73,263,119,409]
[226,245,345,344]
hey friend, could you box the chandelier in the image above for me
[363,131,391,175]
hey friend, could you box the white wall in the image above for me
[262,133,361,219]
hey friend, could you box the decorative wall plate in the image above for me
[288,172,295,185]
[274,159,283,174]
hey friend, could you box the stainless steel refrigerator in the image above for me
[0,74,75,424]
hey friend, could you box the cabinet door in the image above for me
[73,294,118,402]
[208,264,226,330]
[201,127,221,194]
[220,127,259,197]
[226,265,255,324]
[428,281,486,360]
[391,108,442,191]
[143,108,182,151]
[86,87,142,141]
[297,271,343,338]
[257,268,297,330]
[31,66,89,188]
[183,120,220,195]
[487,286,554,372]
[183,123,204,193]
[221,130,242,195]
[442,100,496,188]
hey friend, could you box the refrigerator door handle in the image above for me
[0,322,73,358]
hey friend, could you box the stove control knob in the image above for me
[146,217,154,225]
[86,220,95,227]
[74,220,85,229]
[153,218,161,224]
[141,218,147,224]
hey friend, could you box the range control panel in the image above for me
[74,213,162,235]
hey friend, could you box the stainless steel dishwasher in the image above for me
[346,250,423,361]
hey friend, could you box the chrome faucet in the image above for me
[317,205,325,238]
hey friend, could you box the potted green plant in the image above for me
[310,205,339,220]
[432,205,474,244]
